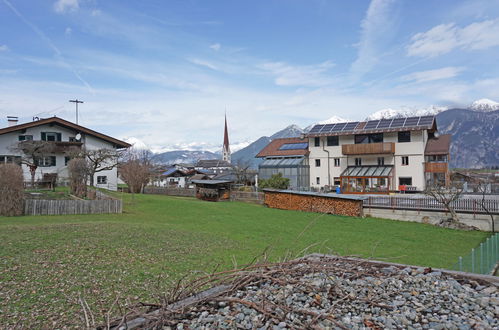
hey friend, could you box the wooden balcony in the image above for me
[54,141,83,153]
[425,162,448,173]
[342,142,395,155]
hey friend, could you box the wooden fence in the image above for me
[364,196,499,214]
[230,191,265,204]
[143,187,196,197]
[24,199,123,216]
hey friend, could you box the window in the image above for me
[399,177,412,186]
[398,131,411,143]
[427,155,447,162]
[354,133,383,144]
[377,157,385,166]
[36,156,56,167]
[402,156,409,166]
[97,176,107,184]
[314,137,320,147]
[69,136,77,142]
[355,158,362,166]
[327,136,339,146]
[315,159,321,167]
[334,177,341,185]
[18,135,33,141]
[316,177,320,185]
[65,156,71,166]
[334,158,340,167]
[0,155,21,164]
[41,132,62,142]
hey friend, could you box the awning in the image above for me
[341,165,393,177]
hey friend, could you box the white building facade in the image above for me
[306,116,450,194]
[0,117,130,191]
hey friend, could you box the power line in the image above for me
[69,99,84,125]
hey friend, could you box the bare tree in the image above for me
[11,140,55,187]
[477,179,495,233]
[120,150,153,193]
[67,158,92,198]
[0,164,24,216]
[424,183,463,224]
[233,160,253,185]
[70,148,123,187]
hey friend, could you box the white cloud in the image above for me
[210,43,221,51]
[53,0,80,13]
[0,44,9,51]
[259,60,335,87]
[401,66,465,83]
[350,0,397,78]
[187,58,218,71]
[407,19,499,57]
[91,9,102,17]
[65,27,72,36]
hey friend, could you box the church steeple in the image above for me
[222,114,231,163]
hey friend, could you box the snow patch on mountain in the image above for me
[470,98,499,112]
[366,105,448,120]
[123,137,149,150]
[318,115,351,124]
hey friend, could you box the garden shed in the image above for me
[191,179,233,202]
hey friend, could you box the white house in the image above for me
[0,116,131,191]
[306,115,451,194]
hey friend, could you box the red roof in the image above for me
[425,134,451,155]
[256,137,309,158]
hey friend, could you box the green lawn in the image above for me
[0,193,489,328]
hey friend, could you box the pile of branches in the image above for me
[104,256,390,329]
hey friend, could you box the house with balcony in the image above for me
[0,116,130,190]
[306,116,451,194]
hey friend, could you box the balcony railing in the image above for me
[342,142,395,155]
[53,141,83,153]
[425,162,448,173]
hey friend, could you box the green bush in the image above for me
[259,173,290,190]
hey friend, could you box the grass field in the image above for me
[0,192,489,327]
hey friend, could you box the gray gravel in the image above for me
[157,259,498,329]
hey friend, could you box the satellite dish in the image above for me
[75,133,82,141]
[434,132,440,138]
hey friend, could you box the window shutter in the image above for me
[34,157,39,166]
[41,132,46,141]
[56,133,62,141]
[51,156,56,166]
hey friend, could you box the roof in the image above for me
[425,134,451,155]
[191,179,233,185]
[306,115,437,137]
[196,159,233,168]
[259,157,306,168]
[262,189,367,200]
[0,116,131,148]
[190,173,209,180]
[161,168,187,177]
[256,137,309,158]
[341,165,393,177]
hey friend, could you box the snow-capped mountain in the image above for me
[123,137,150,150]
[318,115,351,124]
[366,105,448,121]
[469,98,499,112]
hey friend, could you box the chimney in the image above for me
[7,116,18,127]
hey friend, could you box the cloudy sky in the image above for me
[1,0,499,152]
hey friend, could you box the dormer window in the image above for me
[41,132,62,142]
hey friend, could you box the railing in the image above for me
[424,162,448,173]
[342,142,395,155]
[24,199,122,216]
[230,191,265,204]
[364,196,499,214]
[452,233,499,275]
[143,187,196,197]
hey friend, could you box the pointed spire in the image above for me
[222,113,231,163]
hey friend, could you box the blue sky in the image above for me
[1,0,499,152]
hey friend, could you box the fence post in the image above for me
[458,256,463,272]
[471,248,475,273]
[480,243,484,274]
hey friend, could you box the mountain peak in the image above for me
[365,105,448,120]
[470,98,499,112]
[318,115,351,124]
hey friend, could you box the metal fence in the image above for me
[143,187,196,197]
[452,233,499,275]
[24,199,123,216]
[230,191,265,204]
[364,196,499,214]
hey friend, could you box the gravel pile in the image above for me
[130,257,499,329]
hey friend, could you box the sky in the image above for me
[1,0,499,153]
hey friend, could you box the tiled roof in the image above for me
[196,159,232,168]
[256,137,309,158]
[425,134,451,155]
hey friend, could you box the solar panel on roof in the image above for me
[404,117,419,127]
[364,120,380,129]
[331,122,347,131]
[319,124,335,133]
[279,143,308,150]
[342,122,359,131]
[390,118,406,128]
[309,125,324,133]
[417,116,434,126]
[377,119,393,128]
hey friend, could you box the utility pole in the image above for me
[69,99,84,125]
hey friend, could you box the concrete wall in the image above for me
[364,207,499,231]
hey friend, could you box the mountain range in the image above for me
[144,99,499,169]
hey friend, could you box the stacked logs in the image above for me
[264,190,362,217]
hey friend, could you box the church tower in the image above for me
[222,114,231,163]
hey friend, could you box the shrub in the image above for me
[0,163,24,216]
[68,158,91,198]
[259,173,290,190]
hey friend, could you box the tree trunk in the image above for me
[29,165,37,188]
[89,174,95,187]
